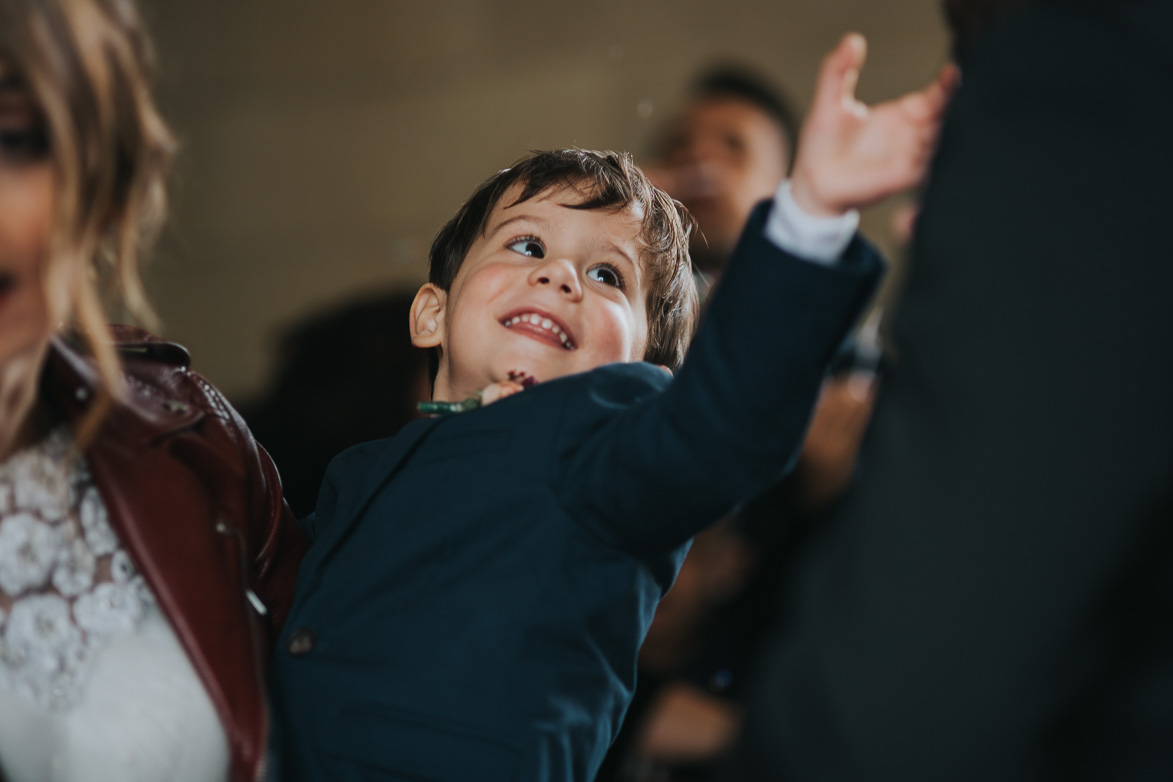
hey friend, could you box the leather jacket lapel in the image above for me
[44,335,204,442]
[43,336,268,782]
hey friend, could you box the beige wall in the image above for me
[143,0,949,399]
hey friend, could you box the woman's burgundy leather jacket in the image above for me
[38,327,309,782]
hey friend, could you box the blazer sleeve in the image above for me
[553,202,883,554]
[736,5,1173,779]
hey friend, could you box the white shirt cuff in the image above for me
[763,180,860,265]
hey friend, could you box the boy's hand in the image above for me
[791,33,960,217]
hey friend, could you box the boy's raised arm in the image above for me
[556,35,956,553]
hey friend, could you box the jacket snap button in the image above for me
[287,628,315,656]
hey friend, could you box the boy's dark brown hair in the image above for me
[427,149,698,380]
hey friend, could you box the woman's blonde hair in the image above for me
[0,0,175,445]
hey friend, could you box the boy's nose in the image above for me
[529,258,582,300]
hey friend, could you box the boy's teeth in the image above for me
[504,312,575,350]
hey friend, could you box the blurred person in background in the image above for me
[240,289,429,518]
[645,65,799,297]
[728,0,1173,779]
[0,0,305,779]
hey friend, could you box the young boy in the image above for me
[271,36,955,782]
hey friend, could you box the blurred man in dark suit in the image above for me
[728,0,1173,779]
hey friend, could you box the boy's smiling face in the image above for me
[412,183,650,401]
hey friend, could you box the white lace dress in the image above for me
[0,428,230,782]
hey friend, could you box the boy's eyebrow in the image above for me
[599,238,638,271]
[488,212,552,236]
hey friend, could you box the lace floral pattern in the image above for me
[0,428,153,710]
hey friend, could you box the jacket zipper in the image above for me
[215,517,271,782]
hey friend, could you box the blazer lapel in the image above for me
[297,418,438,586]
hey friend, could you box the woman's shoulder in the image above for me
[46,326,270,503]
[107,325,235,423]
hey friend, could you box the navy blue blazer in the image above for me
[271,204,882,782]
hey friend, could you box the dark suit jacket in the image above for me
[731,2,1173,780]
[269,204,881,782]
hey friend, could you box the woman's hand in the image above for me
[479,370,538,406]
[479,379,527,406]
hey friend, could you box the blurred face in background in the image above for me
[0,61,55,381]
[649,97,790,272]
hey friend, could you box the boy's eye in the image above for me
[507,237,545,259]
[586,264,624,289]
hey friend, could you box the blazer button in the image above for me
[287,628,315,656]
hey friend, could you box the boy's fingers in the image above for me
[939,63,962,98]
[898,62,960,124]
[918,63,961,118]
[898,91,931,122]
[813,32,868,114]
[839,34,867,107]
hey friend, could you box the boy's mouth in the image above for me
[501,310,576,350]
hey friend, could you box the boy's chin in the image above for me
[496,365,546,386]
[490,363,568,388]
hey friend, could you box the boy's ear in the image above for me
[410,283,447,349]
